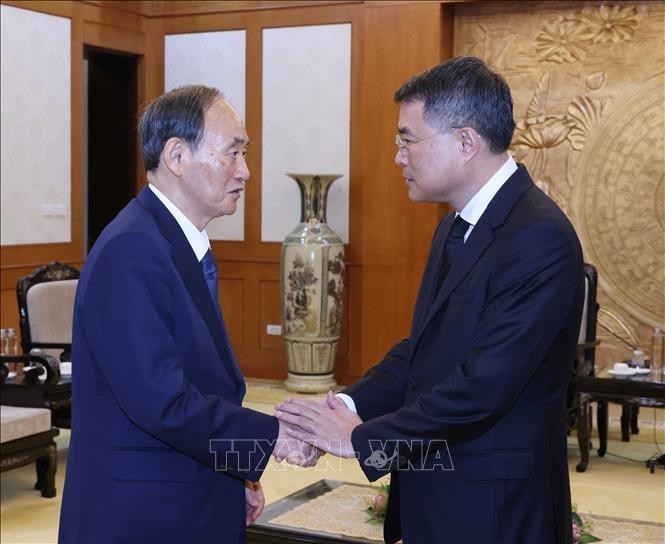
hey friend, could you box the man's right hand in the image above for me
[273,420,322,467]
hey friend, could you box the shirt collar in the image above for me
[148,184,210,262]
[458,156,518,226]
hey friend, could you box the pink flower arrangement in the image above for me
[365,483,390,524]
[572,506,601,543]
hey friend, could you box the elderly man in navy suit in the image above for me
[277,56,583,544]
[59,85,313,543]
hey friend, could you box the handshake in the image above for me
[271,391,362,467]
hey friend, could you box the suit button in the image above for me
[409,379,418,391]
[398,455,407,467]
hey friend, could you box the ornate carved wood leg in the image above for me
[620,403,631,441]
[631,404,640,434]
[597,400,608,457]
[576,392,590,472]
[35,442,57,498]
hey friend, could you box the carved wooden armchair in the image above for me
[1,353,61,497]
[15,262,79,428]
[17,261,79,362]
[568,264,599,431]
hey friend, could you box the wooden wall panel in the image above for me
[0,288,20,339]
[0,0,148,340]
[353,2,451,376]
[150,1,360,18]
[258,279,282,351]
[220,277,246,347]
[358,265,426,367]
[83,20,146,53]
[359,2,446,267]
[2,0,453,386]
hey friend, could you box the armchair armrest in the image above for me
[1,353,59,386]
[26,343,72,362]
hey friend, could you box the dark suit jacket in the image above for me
[345,165,583,544]
[59,187,278,544]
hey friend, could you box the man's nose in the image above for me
[237,156,250,182]
[394,149,407,167]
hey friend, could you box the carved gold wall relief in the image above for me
[454,1,665,366]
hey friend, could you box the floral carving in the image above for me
[456,0,662,369]
[580,5,638,43]
[512,71,578,183]
[585,71,605,91]
[566,95,606,151]
[536,5,638,64]
[536,17,594,64]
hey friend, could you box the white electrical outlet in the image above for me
[266,324,282,336]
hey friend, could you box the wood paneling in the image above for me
[0,0,147,334]
[0,287,20,339]
[359,2,446,267]
[358,265,426,366]
[1,0,454,385]
[82,1,153,17]
[150,1,360,18]
[351,2,451,377]
[258,279,283,351]
[220,277,246,348]
[83,20,146,54]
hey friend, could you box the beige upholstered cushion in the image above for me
[0,405,51,443]
[26,279,77,358]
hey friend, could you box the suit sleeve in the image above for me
[352,222,583,481]
[79,232,278,482]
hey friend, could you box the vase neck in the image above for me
[288,174,342,224]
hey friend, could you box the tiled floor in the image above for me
[2,379,664,543]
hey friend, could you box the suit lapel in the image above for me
[137,187,244,390]
[411,214,454,334]
[414,165,535,345]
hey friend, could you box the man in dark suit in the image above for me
[59,85,311,543]
[276,57,583,543]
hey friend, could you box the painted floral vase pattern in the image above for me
[281,174,345,392]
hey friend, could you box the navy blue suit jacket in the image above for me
[345,166,583,544]
[59,187,278,543]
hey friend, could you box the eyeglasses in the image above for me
[395,127,461,153]
[394,133,439,153]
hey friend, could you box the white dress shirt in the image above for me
[148,184,210,262]
[458,156,518,241]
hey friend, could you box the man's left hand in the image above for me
[275,391,361,458]
[245,480,265,526]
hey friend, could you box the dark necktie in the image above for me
[201,249,220,311]
[437,215,470,292]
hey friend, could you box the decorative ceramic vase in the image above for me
[281,173,345,393]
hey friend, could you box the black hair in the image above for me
[138,85,223,172]
[394,56,516,153]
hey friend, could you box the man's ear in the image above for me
[162,137,189,176]
[458,127,480,162]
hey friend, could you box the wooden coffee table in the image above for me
[247,480,382,544]
[574,367,665,472]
